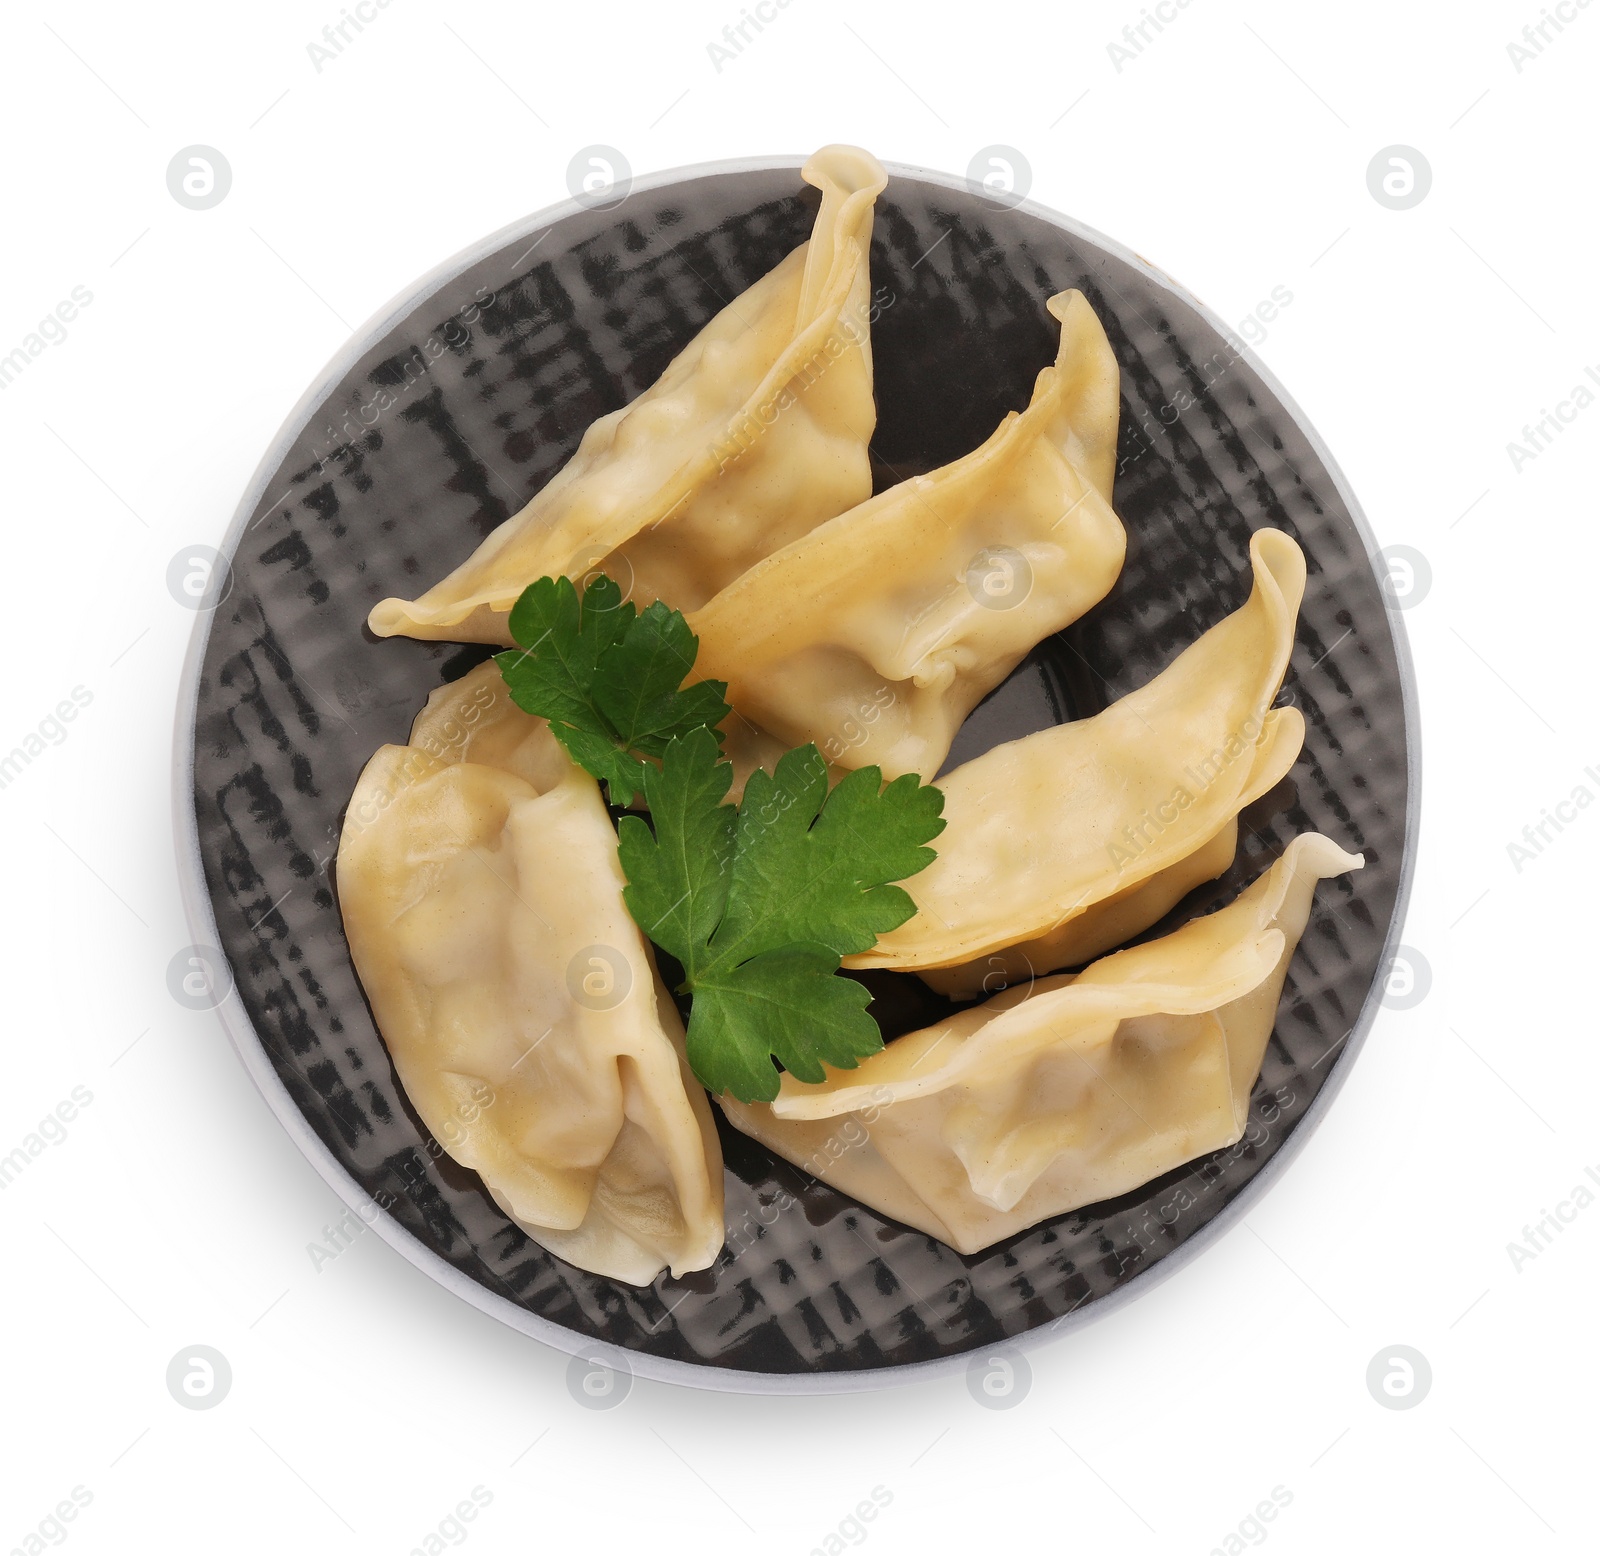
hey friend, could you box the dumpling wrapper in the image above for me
[844,528,1308,979]
[368,145,888,643]
[687,289,1126,781]
[337,661,724,1284]
[920,709,1303,998]
[721,833,1362,1254]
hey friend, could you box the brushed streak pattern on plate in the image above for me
[191,166,1410,1375]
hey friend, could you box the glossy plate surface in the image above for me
[177,157,1417,1391]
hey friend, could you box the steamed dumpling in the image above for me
[844,528,1308,981]
[337,661,724,1284]
[687,289,1126,781]
[369,145,888,643]
[920,713,1303,998]
[721,834,1362,1254]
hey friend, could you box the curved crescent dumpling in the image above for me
[721,834,1362,1254]
[368,145,888,643]
[336,662,724,1284]
[687,289,1126,781]
[921,706,1304,998]
[844,528,1309,980]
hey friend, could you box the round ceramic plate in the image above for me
[175,155,1418,1393]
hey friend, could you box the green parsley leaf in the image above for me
[688,944,881,1099]
[501,573,632,729]
[551,726,650,815]
[619,730,946,1103]
[493,571,945,1104]
[495,574,731,806]
[712,747,946,966]
[615,726,736,971]
[590,600,728,756]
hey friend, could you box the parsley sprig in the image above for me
[496,573,945,1103]
[620,731,944,1101]
[495,574,732,807]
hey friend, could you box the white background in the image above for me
[1,0,1594,1551]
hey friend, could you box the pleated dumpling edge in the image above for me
[367,145,889,644]
[687,286,1127,783]
[720,833,1362,1255]
[336,662,725,1284]
[845,527,1309,976]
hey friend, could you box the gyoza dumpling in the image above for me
[844,528,1308,984]
[337,661,724,1284]
[721,834,1361,1254]
[920,713,1303,998]
[687,289,1126,781]
[368,145,888,644]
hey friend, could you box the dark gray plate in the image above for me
[175,155,1418,1393]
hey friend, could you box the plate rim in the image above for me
[172,151,1422,1395]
